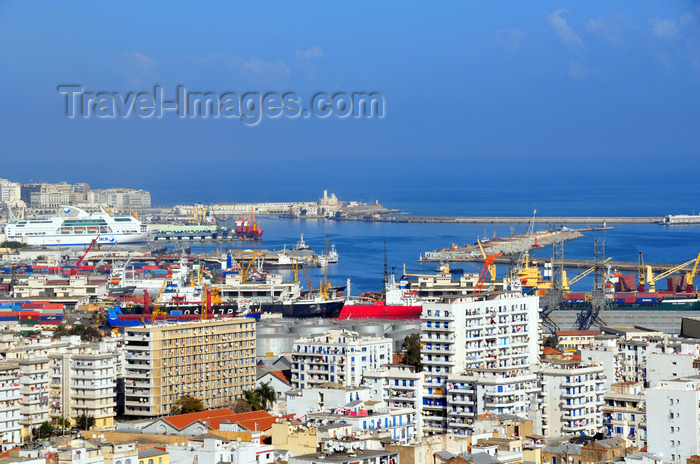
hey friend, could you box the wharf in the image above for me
[444,255,695,274]
[420,228,586,262]
[369,216,662,224]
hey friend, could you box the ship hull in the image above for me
[21,232,150,247]
[338,304,423,320]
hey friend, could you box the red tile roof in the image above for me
[542,347,562,355]
[269,370,291,384]
[392,353,405,364]
[211,411,296,432]
[162,408,235,430]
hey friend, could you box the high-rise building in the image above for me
[18,358,51,439]
[647,377,700,464]
[537,359,606,437]
[291,329,393,389]
[420,293,539,435]
[0,362,21,450]
[124,319,256,418]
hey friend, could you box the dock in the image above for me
[420,228,587,262]
[435,255,696,274]
[359,215,662,224]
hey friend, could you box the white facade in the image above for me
[603,382,646,448]
[647,353,699,388]
[362,363,424,436]
[291,329,393,389]
[18,358,51,438]
[647,378,700,464]
[286,387,371,418]
[537,360,606,437]
[420,293,539,434]
[0,363,21,450]
[166,436,274,464]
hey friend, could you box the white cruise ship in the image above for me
[4,206,151,246]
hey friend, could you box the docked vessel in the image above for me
[661,213,700,225]
[4,206,150,247]
[234,209,263,240]
[339,274,423,320]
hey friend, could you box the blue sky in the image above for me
[1,1,699,206]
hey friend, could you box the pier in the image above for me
[366,215,663,224]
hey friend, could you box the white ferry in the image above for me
[4,206,151,246]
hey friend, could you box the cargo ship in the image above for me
[4,206,150,247]
[340,274,422,320]
[234,209,263,240]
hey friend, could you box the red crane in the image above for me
[475,252,502,293]
[69,236,100,276]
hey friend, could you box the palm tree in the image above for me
[243,389,262,411]
[257,382,277,410]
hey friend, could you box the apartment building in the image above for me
[603,381,646,448]
[647,377,700,464]
[0,362,21,450]
[420,292,539,434]
[291,329,393,389]
[18,358,51,439]
[362,363,423,436]
[87,189,151,210]
[124,319,256,418]
[537,359,606,437]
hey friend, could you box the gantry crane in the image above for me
[477,239,497,280]
[509,209,537,290]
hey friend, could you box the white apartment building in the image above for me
[647,353,700,388]
[362,363,423,436]
[70,353,116,429]
[291,329,393,389]
[647,377,700,464]
[18,358,50,439]
[286,386,371,418]
[420,293,539,435]
[603,381,646,448]
[537,359,606,437]
[0,363,21,450]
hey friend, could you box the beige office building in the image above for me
[124,319,256,418]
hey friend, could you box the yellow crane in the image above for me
[687,252,700,288]
[646,252,700,292]
[241,252,259,282]
[563,258,612,290]
[128,205,138,219]
[150,278,169,322]
[638,251,646,289]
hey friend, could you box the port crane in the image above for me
[150,278,169,322]
[645,252,700,292]
[240,252,259,282]
[564,258,613,290]
[509,209,537,291]
[638,252,646,291]
[477,239,497,280]
[574,238,608,331]
[475,252,502,293]
[69,236,99,276]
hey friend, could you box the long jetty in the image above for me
[373,216,662,224]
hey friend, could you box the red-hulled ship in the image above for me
[339,274,423,320]
[234,209,263,240]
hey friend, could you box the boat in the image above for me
[234,209,263,240]
[293,233,310,251]
[340,273,423,320]
[4,206,150,247]
[661,214,700,225]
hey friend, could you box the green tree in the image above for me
[52,324,103,342]
[257,382,277,410]
[38,421,54,438]
[53,417,70,428]
[543,335,560,350]
[232,398,253,414]
[76,414,95,430]
[170,395,205,415]
[401,333,422,370]
[1,241,26,250]
[242,389,262,411]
